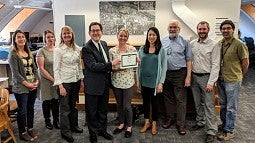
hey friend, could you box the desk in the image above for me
[0,77,8,88]
[0,60,8,64]
[0,60,9,88]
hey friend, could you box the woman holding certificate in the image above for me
[109,28,137,138]
[137,27,167,135]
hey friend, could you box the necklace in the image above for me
[118,45,128,53]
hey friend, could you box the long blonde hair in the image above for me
[59,26,77,50]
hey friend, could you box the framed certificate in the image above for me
[120,52,138,69]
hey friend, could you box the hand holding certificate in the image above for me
[120,52,138,69]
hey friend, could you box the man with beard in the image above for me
[161,20,192,135]
[189,21,220,143]
[217,20,249,141]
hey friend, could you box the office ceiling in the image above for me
[0,0,52,21]
[0,0,253,23]
[242,0,255,4]
[0,0,52,41]
[0,0,254,41]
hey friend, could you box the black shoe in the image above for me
[61,133,74,142]
[189,124,205,131]
[45,120,53,130]
[113,127,125,135]
[205,134,215,143]
[72,126,83,133]
[90,135,97,143]
[98,131,113,140]
[124,130,132,138]
[53,120,60,129]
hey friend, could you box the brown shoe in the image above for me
[151,122,157,135]
[140,122,151,133]
[177,125,186,135]
[162,119,175,129]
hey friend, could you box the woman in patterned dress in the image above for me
[109,28,138,138]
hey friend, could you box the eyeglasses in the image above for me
[221,27,232,31]
[90,29,101,33]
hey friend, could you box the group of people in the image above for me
[7,19,249,143]
[8,26,84,142]
[158,19,248,143]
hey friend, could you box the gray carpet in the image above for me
[8,68,255,143]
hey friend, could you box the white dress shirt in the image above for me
[53,44,84,85]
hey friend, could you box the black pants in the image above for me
[58,80,81,136]
[85,85,109,136]
[141,86,158,121]
[42,98,59,123]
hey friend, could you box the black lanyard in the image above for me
[221,42,231,59]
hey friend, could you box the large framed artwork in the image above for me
[99,1,156,35]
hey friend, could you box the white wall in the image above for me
[53,0,241,44]
[186,0,241,40]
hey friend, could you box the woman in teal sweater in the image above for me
[137,27,167,135]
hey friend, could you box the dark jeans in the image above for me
[113,87,133,127]
[58,80,81,136]
[42,98,59,123]
[14,90,37,134]
[163,69,187,126]
[141,86,158,121]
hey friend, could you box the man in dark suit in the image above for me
[82,22,120,143]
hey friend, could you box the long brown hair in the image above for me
[11,30,32,57]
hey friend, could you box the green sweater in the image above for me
[137,46,167,95]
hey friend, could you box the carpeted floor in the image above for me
[4,68,255,143]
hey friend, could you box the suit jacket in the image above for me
[82,39,112,95]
